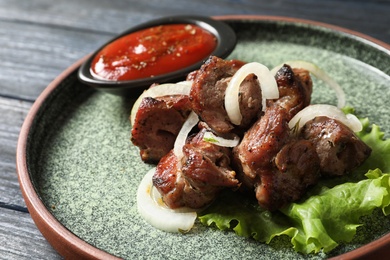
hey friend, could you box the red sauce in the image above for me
[90,24,217,81]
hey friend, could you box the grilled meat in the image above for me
[131,95,192,163]
[190,56,261,134]
[233,105,291,188]
[233,104,321,211]
[299,116,372,176]
[232,65,320,211]
[132,57,371,212]
[256,139,320,211]
[268,64,312,120]
[153,128,239,209]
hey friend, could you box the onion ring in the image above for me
[137,168,197,233]
[224,62,279,125]
[288,104,362,133]
[173,111,199,159]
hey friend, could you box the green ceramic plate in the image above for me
[17,16,390,259]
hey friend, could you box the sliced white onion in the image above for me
[173,111,199,159]
[130,81,193,125]
[203,131,240,147]
[224,62,279,125]
[288,104,362,133]
[271,60,346,108]
[137,168,197,233]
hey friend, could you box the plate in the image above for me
[17,16,390,259]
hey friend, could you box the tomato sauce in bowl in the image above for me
[91,24,217,81]
[78,15,237,96]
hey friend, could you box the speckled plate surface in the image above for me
[17,16,390,259]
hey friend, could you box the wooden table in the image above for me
[1,0,389,258]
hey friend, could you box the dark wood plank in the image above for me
[0,98,61,258]
[0,207,61,259]
[0,97,31,207]
[0,20,111,99]
[0,115,27,207]
[0,0,388,43]
[0,95,61,258]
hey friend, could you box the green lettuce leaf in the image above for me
[198,109,390,254]
[343,106,390,174]
[280,169,390,253]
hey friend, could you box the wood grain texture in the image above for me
[0,208,61,259]
[0,0,388,40]
[0,97,30,207]
[0,97,61,257]
[0,0,389,258]
[0,20,111,100]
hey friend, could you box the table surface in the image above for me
[1,0,390,258]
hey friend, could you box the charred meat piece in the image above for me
[131,95,192,163]
[182,129,239,189]
[299,116,372,176]
[152,150,186,209]
[268,65,313,120]
[190,56,262,134]
[153,128,239,209]
[190,56,243,134]
[233,105,321,211]
[233,105,291,188]
[255,140,320,211]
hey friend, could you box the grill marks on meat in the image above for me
[190,56,242,135]
[152,150,184,208]
[233,105,321,211]
[300,116,372,177]
[233,106,291,185]
[269,65,312,120]
[131,95,192,163]
[190,56,261,134]
[233,65,320,211]
[153,129,239,209]
[257,140,320,211]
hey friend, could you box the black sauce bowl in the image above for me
[78,15,237,96]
